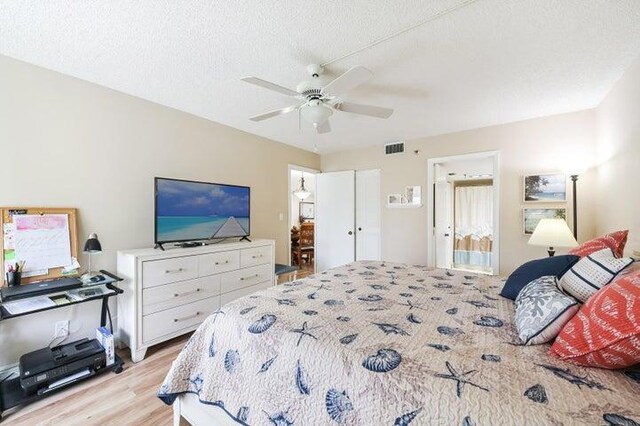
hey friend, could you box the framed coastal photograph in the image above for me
[387,194,403,205]
[523,173,566,202]
[405,186,422,205]
[523,208,567,235]
[299,202,314,220]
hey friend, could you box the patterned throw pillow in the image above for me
[550,272,640,369]
[515,276,580,345]
[500,255,580,301]
[569,230,628,258]
[558,248,634,302]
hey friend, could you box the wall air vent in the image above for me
[384,142,405,155]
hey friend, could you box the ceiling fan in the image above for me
[241,64,393,134]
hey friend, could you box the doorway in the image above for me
[427,151,500,275]
[288,165,319,279]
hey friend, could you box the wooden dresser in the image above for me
[116,239,275,362]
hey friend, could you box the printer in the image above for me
[19,338,106,395]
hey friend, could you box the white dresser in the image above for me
[116,239,275,362]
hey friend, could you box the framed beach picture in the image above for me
[523,208,567,235]
[299,202,314,220]
[523,173,567,202]
[405,186,422,205]
[387,194,403,205]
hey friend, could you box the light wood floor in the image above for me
[297,262,314,279]
[2,334,191,426]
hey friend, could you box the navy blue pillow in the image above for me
[500,255,580,300]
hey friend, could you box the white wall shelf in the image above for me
[387,203,423,209]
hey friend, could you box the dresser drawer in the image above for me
[220,264,272,294]
[142,296,220,343]
[142,257,198,288]
[240,246,272,267]
[199,251,240,276]
[143,275,221,315]
[220,280,272,306]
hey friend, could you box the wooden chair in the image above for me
[292,222,314,266]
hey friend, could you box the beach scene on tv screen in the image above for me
[156,179,249,242]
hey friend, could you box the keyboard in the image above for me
[1,277,83,302]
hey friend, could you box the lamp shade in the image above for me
[528,219,578,248]
[83,233,102,253]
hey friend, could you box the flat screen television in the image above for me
[155,177,250,244]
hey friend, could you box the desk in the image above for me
[0,270,124,417]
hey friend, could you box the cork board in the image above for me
[1,207,79,286]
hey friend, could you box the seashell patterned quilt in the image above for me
[158,261,640,425]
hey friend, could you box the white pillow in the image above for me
[558,248,634,302]
[515,276,580,345]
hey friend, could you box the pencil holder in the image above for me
[6,271,21,287]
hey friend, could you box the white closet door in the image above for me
[435,181,453,269]
[316,171,355,271]
[355,169,381,261]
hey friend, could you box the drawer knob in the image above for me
[252,254,263,259]
[214,260,231,265]
[240,274,259,281]
[165,268,184,274]
[173,312,201,322]
[173,288,201,297]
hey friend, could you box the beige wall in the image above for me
[595,55,640,255]
[322,110,599,274]
[0,55,319,365]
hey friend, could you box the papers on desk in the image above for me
[3,296,56,315]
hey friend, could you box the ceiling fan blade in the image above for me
[335,101,393,119]
[316,120,331,134]
[241,76,300,97]
[321,66,373,96]
[249,104,300,122]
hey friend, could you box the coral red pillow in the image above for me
[550,272,640,369]
[569,230,628,258]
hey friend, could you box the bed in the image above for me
[158,261,640,425]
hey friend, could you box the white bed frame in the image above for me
[173,393,239,426]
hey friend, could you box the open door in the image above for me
[316,171,355,271]
[434,180,453,269]
[427,151,500,274]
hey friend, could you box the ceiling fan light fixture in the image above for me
[300,103,333,125]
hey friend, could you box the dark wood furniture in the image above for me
[292,222,314,266]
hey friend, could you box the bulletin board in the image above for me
[1,207,79,286]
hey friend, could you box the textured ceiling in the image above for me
[1,1,639,153]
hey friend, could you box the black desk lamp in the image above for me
[82,233,102,279]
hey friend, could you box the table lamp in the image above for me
[82,233,102,279]
[528,218,578,257]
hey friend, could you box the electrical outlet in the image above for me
[55,320,69,339]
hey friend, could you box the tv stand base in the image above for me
[239,236,252,242]
[154,243,165,251]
